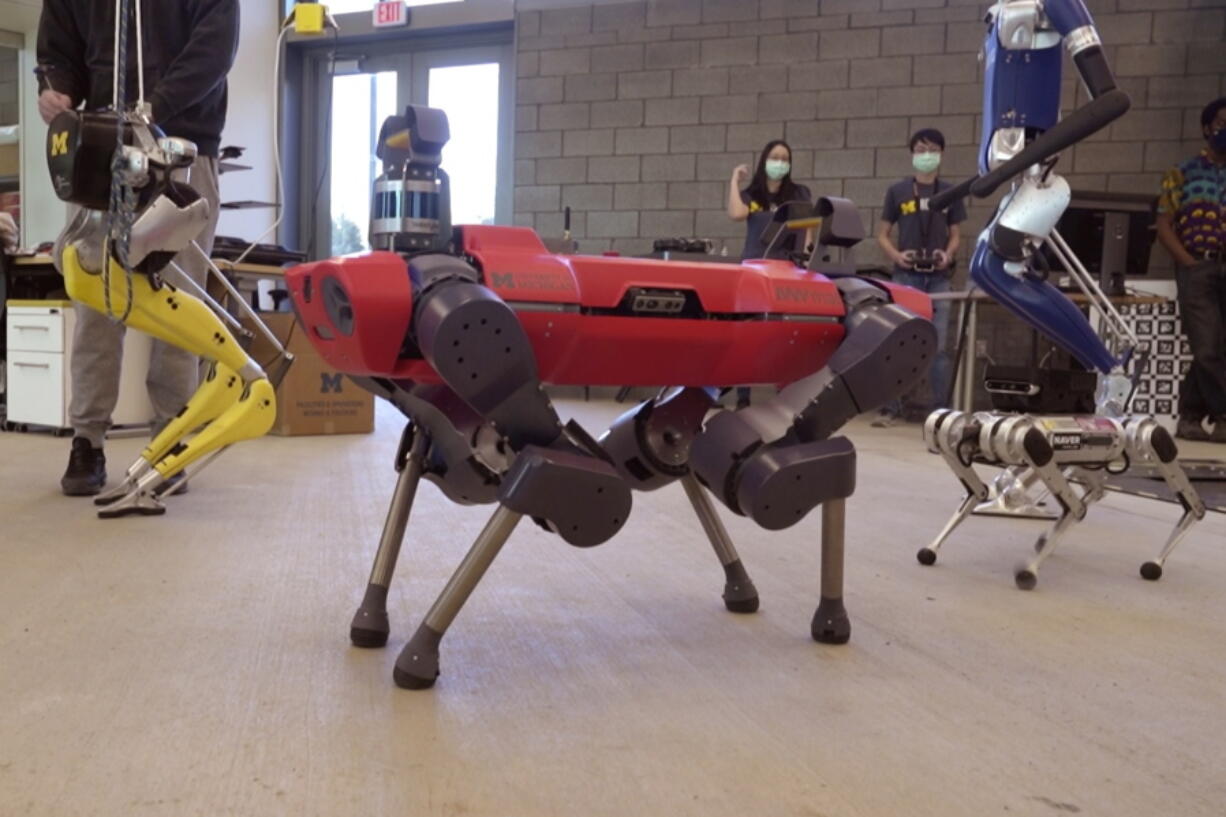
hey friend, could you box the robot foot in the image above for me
[96,477,168,519]
[721,559,760,613]
[812,596,850,644]
[350,583,391,648]
[1095,369,1132,418]
[93,461,152,507]
[394,624,442,690]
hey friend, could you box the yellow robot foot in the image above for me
[95,379,277,519]
[96,469,169,518]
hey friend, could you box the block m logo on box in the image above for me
[50,131,69,157]
[320,373,344,394]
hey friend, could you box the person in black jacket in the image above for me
[37,0,240,496]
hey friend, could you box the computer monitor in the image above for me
[1047,190,1157,295]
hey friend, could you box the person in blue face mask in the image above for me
[873,128,967,427]
[1157,96,1226,442]
[727,140,812,262]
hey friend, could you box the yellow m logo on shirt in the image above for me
[50,131,69,157]
[900,199,919,216]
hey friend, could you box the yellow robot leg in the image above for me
[62,246,280,517]
[93,361,245,506]
[151,378,278,479]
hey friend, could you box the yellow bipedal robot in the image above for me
[47,106,291,518]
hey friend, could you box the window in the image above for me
[329,72,398,254]
[428,63,499,227]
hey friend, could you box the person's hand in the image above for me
[732,164,750,185]
[934,249,951,270]
[894,249,915,269]
[0,212,17,253]
[39,90,73,125]
[1175,250,1200,269]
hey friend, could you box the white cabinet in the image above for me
[7,350,66,425]
[5,301,155,431]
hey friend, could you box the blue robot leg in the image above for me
[968,239,1118,374]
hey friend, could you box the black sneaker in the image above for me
[1176,415,1211,442]
[61,438,107,496]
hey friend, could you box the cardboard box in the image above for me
[242,312,374,436]
[0,143,17,177]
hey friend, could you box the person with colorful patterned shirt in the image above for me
[1157,96,1226,443]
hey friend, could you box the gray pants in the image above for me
[62,155,221,447]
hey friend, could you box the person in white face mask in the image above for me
[727,139,812,262]
[873,128,967,427]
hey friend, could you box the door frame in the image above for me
[290,25,513,260]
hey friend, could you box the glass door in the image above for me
[415,50,509,228]
[317,42,512,259]
[327,68,398,255]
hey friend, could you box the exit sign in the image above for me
[373,1,408,28]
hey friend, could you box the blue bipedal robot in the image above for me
[919,0,1206,589]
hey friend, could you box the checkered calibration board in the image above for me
[1122,300,1192,425]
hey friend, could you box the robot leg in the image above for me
[62,246,277,517]
[390,262,635,688]
[690,288,935,529]
[410,255,562,450]
[917,409,992,566]
[979,415,1095,590]
[1126,418,1206,581]
[601,387,760,612]
[970,240,1116,374]
[409,257,631,545]
[346,380,509,650]
[94,361,244,506]
[394,443,631,689]
[350,422,429,649]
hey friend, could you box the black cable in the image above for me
[1106,451,1131,476]
[306,27,339,260]
[1031,236,1053,282]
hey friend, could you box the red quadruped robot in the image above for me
[286,106,935,689]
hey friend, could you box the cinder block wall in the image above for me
[512,0,1226,274]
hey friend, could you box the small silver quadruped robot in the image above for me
[920,409,1204,589]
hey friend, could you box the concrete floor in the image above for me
[1,398,1224,817]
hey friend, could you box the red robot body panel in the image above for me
[288,251,415,378]
[461,225,847,318]
[285,225,907,388]
[516,313,845,387]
